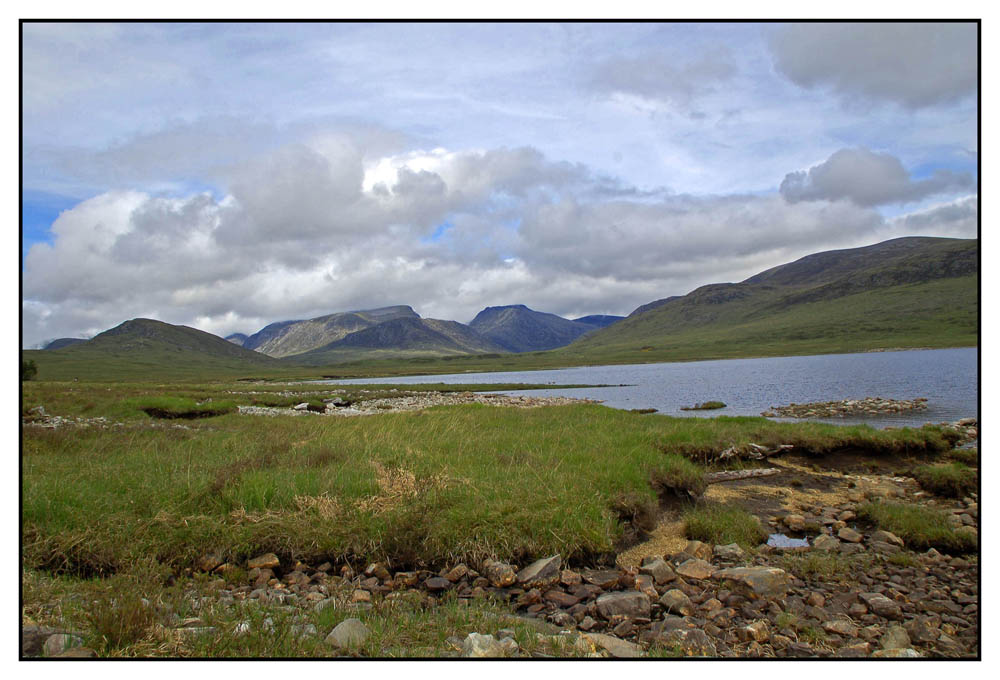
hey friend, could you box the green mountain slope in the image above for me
[563,237,977,363]
[23,318,280,381]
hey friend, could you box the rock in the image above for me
[713,543,744,561]
[674,559,715,580]
[560,569,582,587]
[658,589,695,616]
[904,617,940,643]
[543,589,581,608]
[739,620,769,643]
[838,527,864,543]
[291,624,318,639]
[22,626,58,657]
[783,514,806,532]
[197,552,224,572]
[639,557,676,585]
[581,569,621,589]
[812,534,841,551]
[43,633,84,657]
[834,642,871,657]
[461,633,508,658]
[823,619,857,637]
[516,555,562,587]
[712,566,791,598]
[682,540,713,561]
[880,624,912,650]
[805,592,825,607]
[365,562,392,581]
[324,618,369,651]
[871,530,904,547]
[53,647,98,658]
[595,591,651,620]
[483,560,517,587]
[424,577,452,592]
[247,553,280,570]
[839,542,865,555]
[860,593,903,620]
[293,402,310,410]
[444,563,469,582]
[656,629,717,657]
[635,574,658,600]
[581,632,645,658]
[872,648,921,658]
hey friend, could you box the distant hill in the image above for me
[42,337,87,350]
[225,333,248,346]
[566,236,978,363]
[23,318,279,380]
[469,304,603,352]
[241,306,420,357]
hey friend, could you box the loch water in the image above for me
[326,348,978,429]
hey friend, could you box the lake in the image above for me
[325,347,978,429]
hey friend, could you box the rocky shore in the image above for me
[238,391,600,418]
[762,397,928,418]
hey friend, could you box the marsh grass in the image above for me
[128,396,237,419]
[682,503,767,549]
[912,462,977,498]
[946,448,978,467]
[857,501,977,554]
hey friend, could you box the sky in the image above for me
[20,20,980,348]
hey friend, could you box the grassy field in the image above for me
[22,380,960,576]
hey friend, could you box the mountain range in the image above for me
[26,236,976,378]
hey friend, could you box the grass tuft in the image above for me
[649,454,707,499]
[912,462,977,498]
[683,503,767,548]
[680,401,727,411]
[857,501,977,554]
[129,396,237,419]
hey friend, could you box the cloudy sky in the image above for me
[20,20,979,348]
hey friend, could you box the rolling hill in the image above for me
[563,236,977,363]
[23,318,280,381]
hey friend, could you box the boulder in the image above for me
[516,555,562,587]
[871,530,904,547]
[812,534,841,551]
[595,591,651,620]
[658,589,695,616]
[639,557,676,585]
[247,553,280,570]
[860,593,903,620]
[713,543,745,561]
[461,633,508,657]
[880,624,912,650]
[43,633,84,657]
[324,618,369,651]
[674,558,715,580]
[581,632,645,658]
[872,648,921,658]
[483,560,517,587]
[656,629,717,657]
[711,567,791,598]
[838,527,864,543]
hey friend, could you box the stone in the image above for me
[838,527,864,543]
[483,560,517,587]
[53,647,98,658]
[904,617,940,643]
[682,540,713,561]
[635,574,659,600]
[860,593,903,620]
[43,634,84,657]
[444,564,469,582]
[740,620,769,642]
[461,633,507,658]
[880,624,912,650]
[517,555,562,587]
[783,514,806,532]
[712,566,791,598]
[247,552,280,570]
[543,589,581,608]
[197,552,224,572]
[812,534,841,551]
[871,530,904,547]
[658,589,695,616]
[869,540,901,555]
[839,542,865,555]
[424,577,452,591]
[350,589,371,603]
[324,618,369,651]
[560,569,582,586]
[713,543,744,561]
[581,632,644,658]
[872,648,921,658]
[394,571,419,587]
[595,591,651,620]
[674,558,715,580]
[834,642,870,657]
[581,569,621,589]
[805,592,825,607]
[22,626,58,657]
[656,629,717,657]
[639,557,676,585]
[823,619,857,637]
